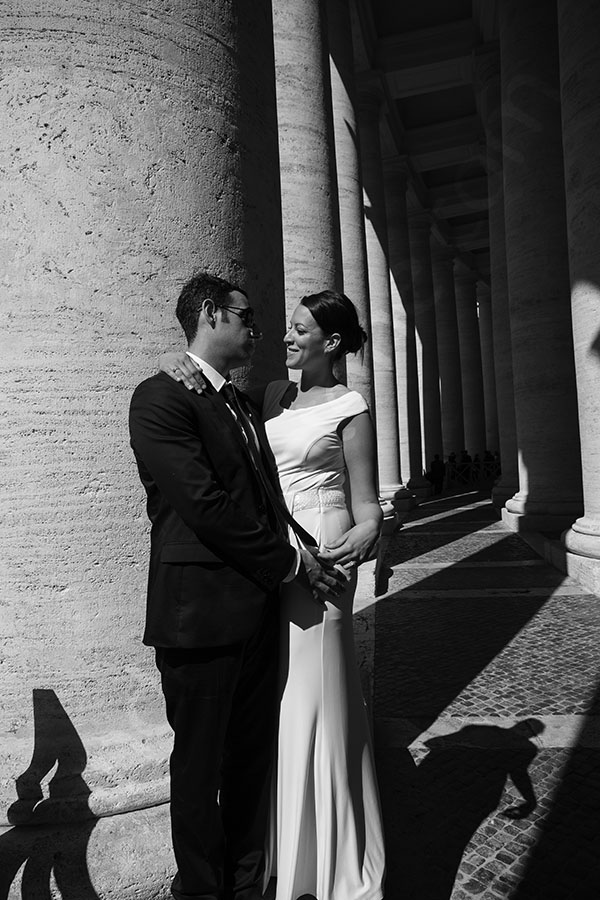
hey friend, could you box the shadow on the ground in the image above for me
[0,689,99,900]
[377,720,545,900]
[377,491,509,592]
[371,491,576,899]
[511,676,600,900]
[374,583,550,726]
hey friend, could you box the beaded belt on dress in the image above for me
[292,488,346,511]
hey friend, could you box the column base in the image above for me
[560,547,600,595]
[0,803,173,900]
[378,496,397,535]
[391,486,417,512]
[379,485,417,530]
[563,518,600,560]
[406,475,433,499]
[518,529,600,597]
[491,481,518,511]
[379,482,403,501]
[501,508,578,533]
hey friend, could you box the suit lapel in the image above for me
[198,381,282,504]
[202,381,252,460]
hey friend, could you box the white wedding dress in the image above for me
[262,382,385,900]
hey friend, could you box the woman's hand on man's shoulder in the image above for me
[159,352,207,394]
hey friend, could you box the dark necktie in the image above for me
[222,382,259,452]
[221,382,317,549]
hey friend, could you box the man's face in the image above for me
[215,290,259,367]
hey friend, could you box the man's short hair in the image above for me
[176,272,247,344]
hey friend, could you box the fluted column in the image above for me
[454,263,487,460]
[499,0,583,530]
[408,212,443,470]
[358,80,402,497]
[477,283,499,454]
[431,242,465,460]
[327,0,374,405]
[474,44,519,508]
[558,0,600,579]
[273,0,342,322]
[0,1,284,893]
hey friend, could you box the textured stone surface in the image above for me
[384,161,424,486]
[374,490,600,899]
[431,244,464,460]
[454,262,486,460]
[499,0,583,522]
[1,803,174,900]
[273,0,340,313]
[477,284,499,455]
[408,212,443,465]
[558,0,600,564]
[328,0,374,406]
[474,46,519,510]
[0,1,284,892]
[358,80,402,494]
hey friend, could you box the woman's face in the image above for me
[284,304,332,370]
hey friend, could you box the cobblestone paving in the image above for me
[374,492,600,900]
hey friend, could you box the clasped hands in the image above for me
[301,520,380,606]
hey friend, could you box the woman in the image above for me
[162,290,385,900]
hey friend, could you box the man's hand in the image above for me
[299,547,347,606]
[159,352,207,393]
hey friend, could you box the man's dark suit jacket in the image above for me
[129,371,296,648]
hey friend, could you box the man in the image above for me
[129,272,341,900]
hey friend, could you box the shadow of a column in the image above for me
[0,689,99,900]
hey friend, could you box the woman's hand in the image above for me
[159,352,207,393]
[319,519,381,569]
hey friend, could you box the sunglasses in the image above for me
[220,305,255,328]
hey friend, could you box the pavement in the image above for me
[371,489,600,900]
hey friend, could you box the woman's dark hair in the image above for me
[300,290,367,360]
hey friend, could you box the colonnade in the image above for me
[2,0,600,895]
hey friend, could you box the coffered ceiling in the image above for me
[353,0,499,284]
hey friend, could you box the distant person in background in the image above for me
[430,454,446,494]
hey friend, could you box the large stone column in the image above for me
[430,242,465,460]
[384,160,427,497]
[327,0,374,405]
[477,283,499,454]
[474,44,519,508]
[358,80,403,498]
[0,2,284,895]
[273,0,342,325]
[408,212,443,470]
[499,0,583,531]
[454,263,487,461]
[558,0,600,590]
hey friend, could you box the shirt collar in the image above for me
[185,352,228,393]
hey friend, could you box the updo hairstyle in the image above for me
[300,290,367,360]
